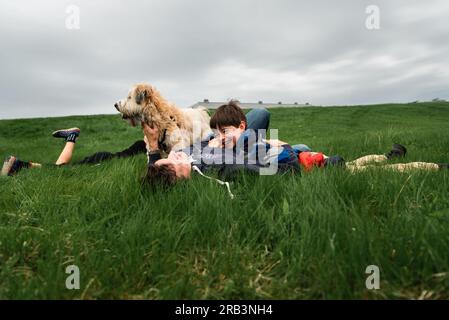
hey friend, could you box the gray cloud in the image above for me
[0,0,448,119]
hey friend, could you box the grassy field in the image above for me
[0,102,448,299]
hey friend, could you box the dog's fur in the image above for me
[115,83,212,152]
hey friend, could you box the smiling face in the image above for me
[209,101,247,148]
[155,151,192,180]
[114,84,151,127]
[215,122,246,148]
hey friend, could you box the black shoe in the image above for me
[385,143,407,160]
[52,128,80,141]
[437,163,449,170]
[324,155,346,167]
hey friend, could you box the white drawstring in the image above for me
[191,164,235,199]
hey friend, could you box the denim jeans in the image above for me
[246,108,271,133]
[241,108,311,154]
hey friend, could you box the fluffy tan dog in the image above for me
[115,83,212,152]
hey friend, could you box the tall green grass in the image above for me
[0,102,448,299]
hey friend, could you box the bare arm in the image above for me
[142,122,159,151]
[142,122,162,164]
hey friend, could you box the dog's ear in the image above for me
[135,86,152,105]
[135,90,146,105]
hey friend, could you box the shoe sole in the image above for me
[1,156,16,176]
[393,143,407,156]
[52,128,80,138]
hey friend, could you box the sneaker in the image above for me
[385,143,407,160]
[324,155,346,167]
[52,128,80,140]
[1,156,30,176]
[437,163,449,170]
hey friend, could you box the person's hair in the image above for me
[210,100,247,130]
[142,164,177,188]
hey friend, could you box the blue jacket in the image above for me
[179,135,300,177]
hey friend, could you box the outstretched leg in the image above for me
[346,144,449,173]
[55,141,76,165]
[1,156,41,176]
[53,128,80,165]
[346,143,407,172]
[77,140,147,165]
[349,161,441,173]
[346,154,388,167]
[1,127,80,176]
[383,162,439,172]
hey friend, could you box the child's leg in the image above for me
[55,142,76,165]
[348,161,440,173]
[1,128,79,176]
[1,156,41,176]
[346,154,388,167]
[53,129,80,165]
[346,144,408,171]
[382,162,439,172]
[346,155,387,173]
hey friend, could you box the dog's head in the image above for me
[114,83,154,127]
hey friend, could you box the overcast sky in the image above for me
[1,0,448,119]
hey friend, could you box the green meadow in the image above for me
[0,102,448,299]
